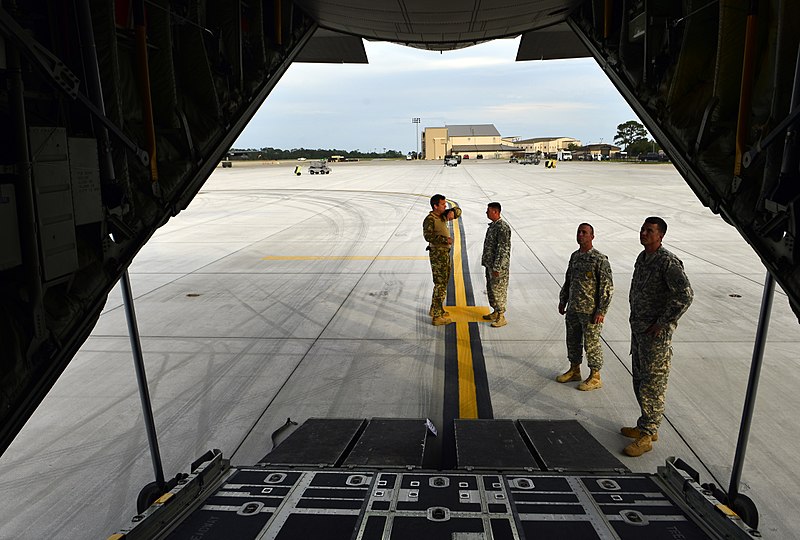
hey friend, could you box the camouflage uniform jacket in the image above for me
[559,248,613,316]
[629,246,693,333]
[481,218,511,271]
[423,207,461,249]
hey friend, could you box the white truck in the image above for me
[309,160,331,174]
[557,150,573,161]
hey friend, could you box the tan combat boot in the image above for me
[556,363,582,383]
[623,435,653,457]
[620,426,658,441]
[490,313,507,327]
[577,370,602,391]
[429,307,450,317]
[432,316,453,326]
[482,310,498,320]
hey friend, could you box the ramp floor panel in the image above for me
[260,418,366,466]
[342,418,429,468]
[162,469,713,539]
[454,418,540,470]
[519,419,629,472]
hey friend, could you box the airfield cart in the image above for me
[309,160,331,174]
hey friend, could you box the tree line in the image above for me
[229,147,407,160]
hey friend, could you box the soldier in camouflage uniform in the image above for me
[623,216,693,457]
[423,194,461,325]
[557,223,613,391]
[481,202,511,327]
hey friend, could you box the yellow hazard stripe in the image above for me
[716,503,738,517]
[262,256,427,261]
[155,492,174,505]
[450,203,478,418]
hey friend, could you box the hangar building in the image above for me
[421,124,521,160]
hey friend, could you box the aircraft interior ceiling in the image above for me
[0,0,799,460]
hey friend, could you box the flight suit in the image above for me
[423,207,461,317]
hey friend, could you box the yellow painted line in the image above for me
[262,256,427,261]
[445,306,492,322]
[450,203,479,419]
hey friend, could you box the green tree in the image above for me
[627,138,660,156]
[613,120,648,150]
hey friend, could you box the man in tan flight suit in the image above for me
[423,194,461,325]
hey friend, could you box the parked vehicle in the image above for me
[309,161,331,174]
[557,150,573,161]
[638,152,669,162]
[508,156,518,163]
[445,157,458,167]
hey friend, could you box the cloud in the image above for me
[366,39,518,67]
[235,36,640,152]
[484,102,598,116]
[278,39,520,90]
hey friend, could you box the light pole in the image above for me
[412,117,420,159]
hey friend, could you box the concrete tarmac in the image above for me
[0,159,797,538]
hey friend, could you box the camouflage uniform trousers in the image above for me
[429,247,451,317]
[631,329,673,435]
[565,311,604,370]
[485,268,509,313]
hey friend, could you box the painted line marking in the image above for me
[443,306,492,323]
[450,204,490,419]
[262,256,427,261]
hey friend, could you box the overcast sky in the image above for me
[234,37,642,153]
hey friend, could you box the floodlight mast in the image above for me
[412,117,420,158]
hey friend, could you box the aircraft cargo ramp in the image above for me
[111,419,757,540]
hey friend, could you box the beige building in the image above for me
[422,124,521,160]
[574,143,622,159]
[516,136,581,155]
[422,127,450,160]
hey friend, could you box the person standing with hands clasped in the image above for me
[423,194,461,326]
[557,223,613,391]
[481,202,511,327]
[622,216,693,457]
